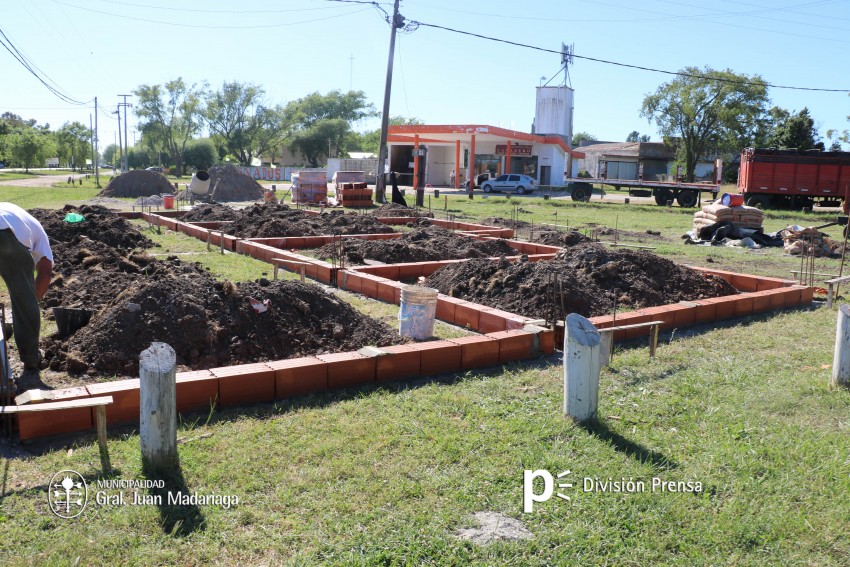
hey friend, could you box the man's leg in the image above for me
[0,231,40,368]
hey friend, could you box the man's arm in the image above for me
[34,257,53,300]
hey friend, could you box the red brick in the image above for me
[212,363,275,407]
[436,296,461,323]
[360,275,379,298]
[767,289,789,309]
[343,271,363,294]
[707,296,738,320]
[756,276,792,291]
[800,285,814,304]
[690,301,717,324]
[316,265,334,284]
[731,274,759,293]
[175,369,219,413]
[588,315,614,329]
[537,329,556,354]
[317,352,376,389]
[454,301,482,330]
[448,335,500,369]
[733,295,754,318]
[490,330,537,363]
[409,341,463,375]
[377,280,397,304]
[17,386,93,440]
[478,309,509,334]
[376,345,421,381]
[398,262,425,280]
[87,379,140,425]
[269,357,328,398]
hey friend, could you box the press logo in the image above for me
[523,469,572,513]
[48,470,88,518]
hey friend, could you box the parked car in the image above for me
[146,166,164,173]
[480,174,538,195]
[464,172,496,189]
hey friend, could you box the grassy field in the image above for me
[0,185,849,565]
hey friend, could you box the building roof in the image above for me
[388,124,584,158]
[578,141,674,160]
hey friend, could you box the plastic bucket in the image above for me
[720,193,744,207]
[53,307,93,338]
[163,194,175,209]
[399,285,439,340]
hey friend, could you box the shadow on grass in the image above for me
[578,418,678,471]
[145,461,206,537]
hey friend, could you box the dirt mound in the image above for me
[481,217,531,229]
[426,243,737,321]
[182,202,396,238]
[372,203,434,218]
[206,165,264,202]
[318,226,518,265]
[179,203,243,223]
[531,229,592,247]
[31,205,154,252]
[41,250,401,376]
[98,170,174,198]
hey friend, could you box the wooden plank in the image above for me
[597,320,665,333]
[3,395,114,413]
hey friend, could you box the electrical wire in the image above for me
[94,0,364,14]
[410,20,850,93]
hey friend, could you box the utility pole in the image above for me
[115,106,123,173]
[94,97,100,187]
[90,113,95,180]
[118,94,132,172]
[375,0,403,204]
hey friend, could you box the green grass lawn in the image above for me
[0,185,848,565]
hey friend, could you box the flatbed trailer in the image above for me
[562,177,720,207]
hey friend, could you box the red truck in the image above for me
[738,147,850,209]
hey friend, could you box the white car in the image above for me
[480,174,538,195]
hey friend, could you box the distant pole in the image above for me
[563,313,601,422]
[375,0,402,205]
[832,304,850,389]
[139,342,178,474]
[118,94,132,172]
[115,106,123,173]
[94,96,100,187]
[89,113,95,178]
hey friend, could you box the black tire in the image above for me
[654,188,673,206]
[570,183,591,202]
[482,184,492,193]
[745,194,772,209]
[676,190,698,208]
[515,186,525,195]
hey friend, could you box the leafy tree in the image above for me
[7,128,51,172]
[829,139,843,152]
[571,132,597,147]
[641,66,768,181]
[56,121,91,171]
[134,78,203,177]
[102,144,120,166]
[764,107,824,150]
[284,90,378,167]
[183,138,217,170]
[626,131,651,142]
[355,116,422,155]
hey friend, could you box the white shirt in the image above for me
[0,202,54,264]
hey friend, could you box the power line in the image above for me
[94,0,369,14]
[410,20,850,93]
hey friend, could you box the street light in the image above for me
[540,76,546,87]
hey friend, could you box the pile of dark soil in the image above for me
[530,229,593,248]
[426,243,737,321]
[372,203,434,218]
[33,206,401,378]
[480,217,531,229]
[181,202,396,238]
[98,170,174,198]
[206,165,264,202]
[317,226,519,265]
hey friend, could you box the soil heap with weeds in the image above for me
[319,226,518,265]
[531,229,593,248]
[179,202,243,223]
[98,170,174,198]
[206,165,264,202]
[372,203,434,218]
[426,242,737,320]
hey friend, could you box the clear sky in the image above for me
[2,0,849,150]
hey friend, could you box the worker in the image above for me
[449,169,456,188]
[263,187,278,204]
[0,203,53,371]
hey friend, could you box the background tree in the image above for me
[203,81,273,166]
[7,127,52,172]
[284,90,378,167]
[134,78,203,177]
[183,138,217,170]
[626,131,651,142]
[102,143,119,166]
[764,107,824,150]
[641,66,768,181]
[355,116,421,155]
[571,131,597,147]
[56,121,91,171]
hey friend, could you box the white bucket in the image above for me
[399,284,439,340]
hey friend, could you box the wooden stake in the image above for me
[563,313,601,422]
[140,342,178,475]
[832,304,850,389]
[95,405,111,473]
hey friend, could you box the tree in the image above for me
[102,144,119,166]
[355,116,422,155]
[284,90,378,166]
[134,78,203,177]
[765,107,824,150]
[7,128,51,172]
[56,121,91,171]
[571,132,597,147]
[830,140,843,152]
[626,131,651,142]
[183,138,217,170]
[641,66,768,181]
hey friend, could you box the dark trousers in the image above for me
[0,229,39,366]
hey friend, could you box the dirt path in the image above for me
[0,173,87,187]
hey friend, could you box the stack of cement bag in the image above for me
[693,202,764,232]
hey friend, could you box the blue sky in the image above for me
[2,0,849,149]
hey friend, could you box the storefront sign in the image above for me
[496,144,532,156]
